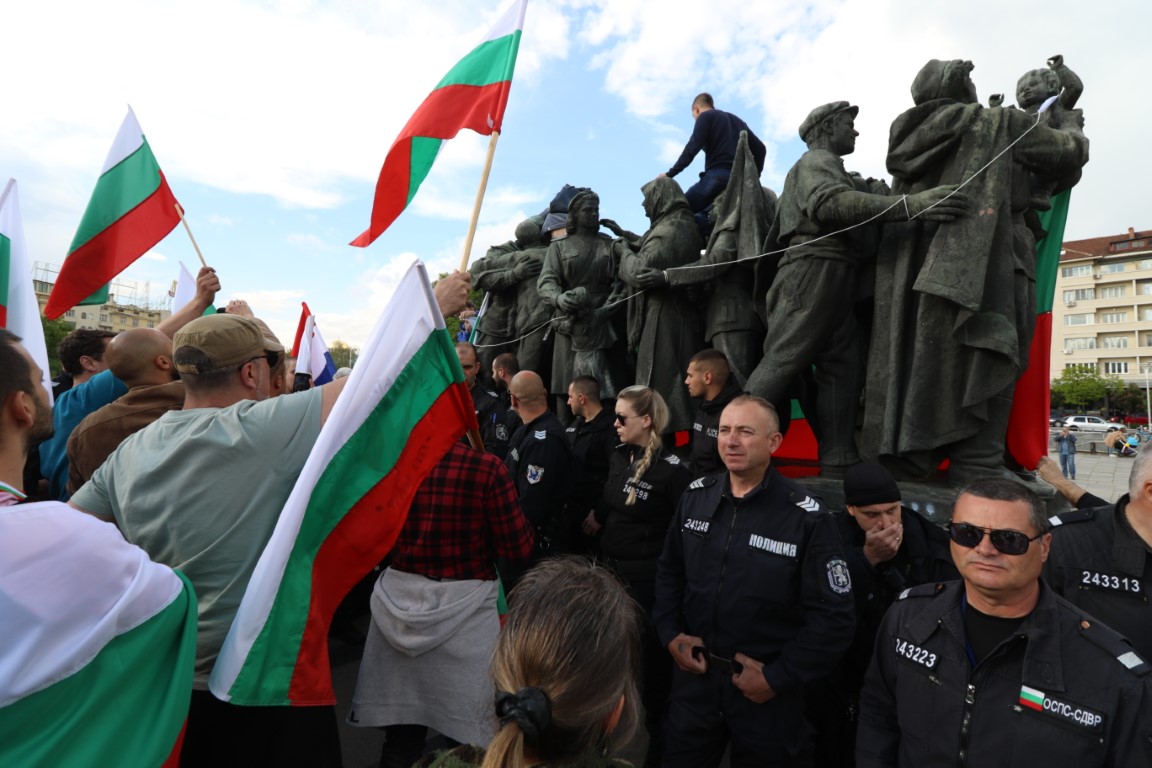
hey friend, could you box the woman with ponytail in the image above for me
[600,385,691,767]
[418,557,640,768]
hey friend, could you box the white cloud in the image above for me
[0,0,571,212]
[284,232,342,254]
[140,250,167,262]
[206,214,234,226]
[561,0,1150,240]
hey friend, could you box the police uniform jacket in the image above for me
[688,378,744,476]
[601,444,691,581]
[857,580,1152,768]
[470,383,517,460]
[504,411,572,530]
[565,407,617,514]
[653,467,855,695]
[1045,495,1152,659]
[836,506,958,689]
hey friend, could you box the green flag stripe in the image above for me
[434,31,521,89]
[1033,188,1072,315]
[67,141,165,254]
[228,329,461,698]
[0,233,11,313]
[407,137,443,205]
[0,574,196,767]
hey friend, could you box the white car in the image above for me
[1062,415,1123,433]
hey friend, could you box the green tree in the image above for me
[40,315,72,376]
[1050,365,1108,411]
[435,272,484,341]
[328,340,357,370]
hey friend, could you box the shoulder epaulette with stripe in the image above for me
[688,475,717,491]
[897,582,947,601]
[1079,618,1151,676]
[663,454,681,465]
[533,430,547,440]
[790,492,822,514]
[1048,508,1096,528]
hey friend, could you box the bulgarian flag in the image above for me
[0,179,52,401]
[351,0,527,247]
[210,260,477,705]
[44,108,180,319]
[0,502,197,767]
[1006,188,1072,468]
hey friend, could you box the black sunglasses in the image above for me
[241,350,281,370]
[947,522,1042,556]
[615,413,632,423]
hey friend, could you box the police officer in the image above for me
[684,348,744,476]
[456,342,513,459]
[653,395,855,767]
[563,375,615,553]
[857,479,1152,767]
[1044,442,1152,659]
[505,371,572,550]
[807,462,958,765]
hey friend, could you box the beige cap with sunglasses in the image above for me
[173,314,284,375]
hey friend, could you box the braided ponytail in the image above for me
[616,386,670,506]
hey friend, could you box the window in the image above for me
[1065,313,1092,326]
[1063,288,1095,301]
[147,322,155,329]
[1101,262,1126,274]
[1139,259,1152,270]
[1099,285,1126,299]
[1100,312,1128,324]
[1143,334,1152,347]
[132,318,139,327]
[80,312,88,320]
[1101,336,1129,349]
[1142,308,1152,322]
[1065,363,1095,371]
[66,310,75,318]
[1062,265,1092,278]
[1139,282,1152,295]
[1065,337,1096,350]
[1104,362,1130,375]
[99,313,108,322]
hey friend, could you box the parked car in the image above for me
[1062,415,1124,433]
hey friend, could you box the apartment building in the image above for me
[1051,227,1152,387]
[32,263,170,333]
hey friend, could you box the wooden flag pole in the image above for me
[459,131,501,273]
[175,203,208,268]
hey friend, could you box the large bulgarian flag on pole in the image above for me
[351,0,527,247]
[44,107,181,319]
[0,502,197,767]
[210,261,477,705]
[0,179,52,401]
[1006,188,1073,468]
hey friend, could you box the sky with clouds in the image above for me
[2,0,1146,347]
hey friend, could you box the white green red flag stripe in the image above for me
[1019,685,1045,711]
[0,501,197,767]
[351,0,527,247]
[210,261,478,705]
[0,179,52,402]
[1006,188,1072,467]
[44,108,180,319]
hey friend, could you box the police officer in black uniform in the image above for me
[1045,443,1152,659]
[684,349,744,475]
[807,463,958,765]
[654,395,855,767]
[858,478,1152,767]
[562,375,616,554]
[505,371,571,549]
[457,342,515,459]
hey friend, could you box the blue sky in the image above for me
[2,0,1147,347]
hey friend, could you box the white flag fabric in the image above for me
[0,179,52,402]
